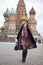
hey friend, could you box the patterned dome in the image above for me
[29,7,36,14]
[10,8,16,16]
[21,16,28,21]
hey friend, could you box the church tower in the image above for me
[8,8,16,33]
[16,0,27,32]
[28,7,39,41]
[28,7,37,31]
[3,8,10,31]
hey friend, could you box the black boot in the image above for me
[22,49,27,62]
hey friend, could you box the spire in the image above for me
[20,0,23,1]
[19,0,24,3]
[16,0,27,15]
[18,0,25,7]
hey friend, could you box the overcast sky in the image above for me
[0,0,43,37]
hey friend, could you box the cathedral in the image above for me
[0,0,41,42]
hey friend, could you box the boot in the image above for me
[22,49,27,62]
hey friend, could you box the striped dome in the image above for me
[10,8,16,16]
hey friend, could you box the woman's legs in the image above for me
[22,49,28,62]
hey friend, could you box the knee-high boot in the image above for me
[22,49,27,62]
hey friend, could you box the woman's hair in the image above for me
[18,23,25,33]
[27,24,29,29]
[17,23,25,39]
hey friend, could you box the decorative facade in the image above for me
[0,0,41,42]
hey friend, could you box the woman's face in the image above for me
[23,23,27,29]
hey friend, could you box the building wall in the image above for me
[8,16,16,33]
[29,23,36,31]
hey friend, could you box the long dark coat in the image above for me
[15,25,37,50]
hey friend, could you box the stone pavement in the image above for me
[0,42,43,65]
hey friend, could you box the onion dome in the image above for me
[9,8,16,16]
[29,7,36,14]
[21,16,28,21]
[3,8,10,17]
[1,26,5,30]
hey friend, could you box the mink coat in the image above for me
[14,25,37,50]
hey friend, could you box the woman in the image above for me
[15,23,37,62]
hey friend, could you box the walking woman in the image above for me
[14,22,37,62]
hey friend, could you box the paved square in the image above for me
[0,42,43,65]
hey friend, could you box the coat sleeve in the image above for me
[28,29,37,48]
[17,25,23,40]
[17,32,19,40]
[27,28,36,43]
[17,29,22,40]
